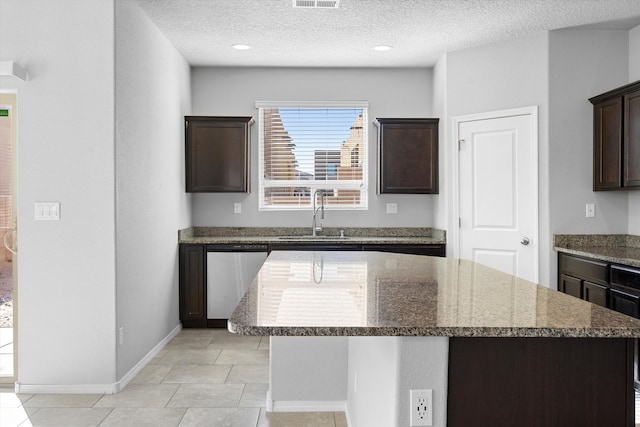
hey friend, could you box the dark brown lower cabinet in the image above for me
[180,242,447,328]
[448,337,634,427]
[179,244,207,328]
[558,253,640,390]
[361,244,445,257]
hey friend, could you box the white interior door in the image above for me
[457,108,538,282]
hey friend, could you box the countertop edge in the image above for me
[554,245,640,269]
[228,322,640,338]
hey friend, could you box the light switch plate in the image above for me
[234,203,242,214]
[35,202,60,220]
[387,203,398,214]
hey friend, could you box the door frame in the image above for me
[451,106,539,282]
[0,90,18,385]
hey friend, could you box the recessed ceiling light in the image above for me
[232,44,251,50]
[373,45,393,52]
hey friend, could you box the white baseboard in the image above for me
[114,323,182,393]
[266,391,348,413]
[15,324,182,395]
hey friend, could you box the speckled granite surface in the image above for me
[228,251,640,338]
[178,227,446,245]
[554,234,640,268]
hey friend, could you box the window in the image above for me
[257,101,368,211]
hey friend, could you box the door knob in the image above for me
[520,237,530,246]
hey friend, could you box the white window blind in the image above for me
[257,101,368,211]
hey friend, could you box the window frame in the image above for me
[256,100,369,211]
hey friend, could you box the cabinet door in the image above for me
[583,280,608,307]
[593,97,622,190]
[185,116,252,193]
[624,89,640,188]
[179,244,207,327]
[559,274,582,299]
[610,287,640,319]
[377,118,439,194]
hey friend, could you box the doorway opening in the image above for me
[0,93,17,383]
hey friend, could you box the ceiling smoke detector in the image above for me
[293,0,340,9]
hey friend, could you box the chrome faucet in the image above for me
[312,189,325,237]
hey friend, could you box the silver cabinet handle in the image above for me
[520,237,530,246]
[4,227,16,255]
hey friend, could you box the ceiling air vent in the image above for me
[293,0,340,9]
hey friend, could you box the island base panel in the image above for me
[447,337,633,427]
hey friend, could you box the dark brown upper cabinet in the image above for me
[589,80,640,191]
[185,116,254,193]
[374,118,439,194]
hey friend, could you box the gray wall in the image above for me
[0,0,117,388]
[630,24,640,235]
[115,0,192,380]
[548,29,630,285]
[445,33,551,284]
[190,67,437,228]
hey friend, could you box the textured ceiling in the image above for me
[134,0,640,67]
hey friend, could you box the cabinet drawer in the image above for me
[610,286,640,319]
[559,254,608,285]
[611,265,640,291]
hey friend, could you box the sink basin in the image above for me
[278,235,350,240]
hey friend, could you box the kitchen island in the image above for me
[229,250,640,427]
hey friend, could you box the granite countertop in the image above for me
[178,226,446,245]
[554,234,640,268]
[228,250,640,338]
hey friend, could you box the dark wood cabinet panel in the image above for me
[624,89,640,187]
[179,244,207,328]
[362,244,445,257]
[560,274,582,299]
[185,116,253,193]
[610,287,640,319]
[375,118,439,194]
[583,280,608,307]
[593,97,623,190]
[448,337,634,427]
[558,253,608,285]
[590,80,640,191]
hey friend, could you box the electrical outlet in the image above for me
[386,203,397,214]
[586,203,595,218]
[118,327,124,346]
[410,389,433,426]
[234,202,242,214]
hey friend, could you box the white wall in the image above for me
[346,336,449,427]
[190,67,437,228]
[629,24,640,235]
[431,54,449,236]
[445,34,551,284]
[548,30,630,282]
[114,0,191,380]
[0,0,117,389]
[347,337,399,427]
[270,337,348,409]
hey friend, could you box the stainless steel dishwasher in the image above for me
[206,244,268,327]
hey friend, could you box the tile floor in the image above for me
[0,328,347,427]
